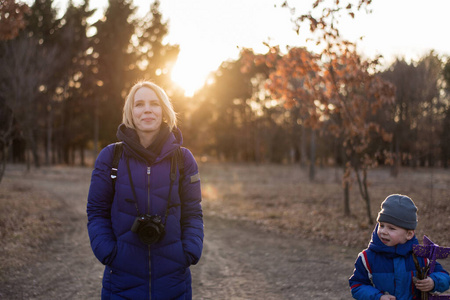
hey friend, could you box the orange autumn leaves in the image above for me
[241,44,395,170]
[0,0,30,41]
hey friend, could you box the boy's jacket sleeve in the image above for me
[349,253,383,300]
[429,261,450,293]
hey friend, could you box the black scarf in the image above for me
[116,123,171,164]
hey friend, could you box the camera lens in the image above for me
[131,214,165,245]
[138,222,161,245]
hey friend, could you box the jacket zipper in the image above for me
[147,166,151,214]
[147,166,151,299]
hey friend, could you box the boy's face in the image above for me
[377,222,415,247]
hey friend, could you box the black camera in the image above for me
[131,214,165,245]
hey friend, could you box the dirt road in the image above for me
[1,166,360,299]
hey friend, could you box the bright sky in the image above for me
[38,0,450,96]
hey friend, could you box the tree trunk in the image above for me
[300,125,307,168]
[80,145,85,166]
[344,179,350,216]
[93,97,99,159]
[46,102,53,166]
[71,146,76,165]
[355,167,374,224]
[309,129,316,181]
[390,133,399,177]
[254,118,261,163]
[0,112,14,183]
[26,145,31,172]
[26,128,40,168]
[0,142,6,184]
[362,169,374,224]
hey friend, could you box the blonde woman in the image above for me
[87,81,203,299]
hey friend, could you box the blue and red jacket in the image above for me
[349,224,449,300]
[87,127,203,299]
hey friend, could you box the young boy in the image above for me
[349,194,450,300]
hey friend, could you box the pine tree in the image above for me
[135,0,179,89]
[91,0,138,144]
[53,0,95,165]
[25,0,61,45]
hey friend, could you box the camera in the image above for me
[131,214,165,245]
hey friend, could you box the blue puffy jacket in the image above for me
[349,224,450,300]
[87,127,203,299]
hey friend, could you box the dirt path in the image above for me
[1,166,360,299]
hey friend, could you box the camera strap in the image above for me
[124,147,184,225]
[125,156,141,215]
[164,149,179,224]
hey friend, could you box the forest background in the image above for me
[0,0,450,247]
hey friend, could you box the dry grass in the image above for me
[199,162,450,249]
[0,162,448,279]
[0,176,62,277]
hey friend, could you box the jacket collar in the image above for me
[116,123,183,164]
[368,223,418,258]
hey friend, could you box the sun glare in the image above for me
[171,65,202,97]
[171,49,219,97]
[171,62,209,97]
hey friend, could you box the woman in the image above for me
[87,81,204,299]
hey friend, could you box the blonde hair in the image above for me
[122,81,177,131]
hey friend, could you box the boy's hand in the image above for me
[415,277,435,292]
[380,295,396,300]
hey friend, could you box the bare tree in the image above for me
[0,103,14,182]
[0,36,58,168]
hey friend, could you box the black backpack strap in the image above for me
[110,142,123,198]
[165,148,179,220]
[176,147,184,178]
[166,147,186,212]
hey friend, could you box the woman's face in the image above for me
[132,87,163,136]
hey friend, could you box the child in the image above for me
[349,194,450,300]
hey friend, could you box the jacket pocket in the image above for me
[174,241,189,268]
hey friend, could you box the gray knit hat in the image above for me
[377,194,418,230]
